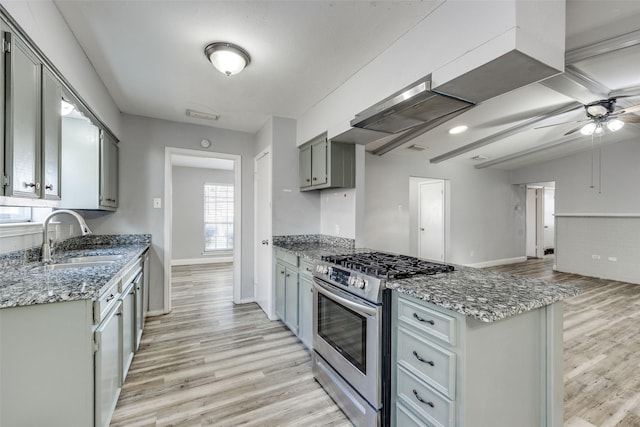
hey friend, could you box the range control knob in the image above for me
[347,276,355,286]
[354,277,367,289]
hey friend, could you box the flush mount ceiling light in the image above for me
[448,125,468,135]
[204,42,251,76]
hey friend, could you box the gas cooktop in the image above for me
[320,252,454,280]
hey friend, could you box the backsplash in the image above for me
[273,234,355,248]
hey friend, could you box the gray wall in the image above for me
[257,116,320,236]
[84,114,256,311]
[172,166,234,261]
[511,137,640,213]
[364,152,525,265]
[511,136,640,282]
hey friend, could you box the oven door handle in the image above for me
[312,279,378,317]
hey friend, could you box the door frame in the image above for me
[163,147,242,314]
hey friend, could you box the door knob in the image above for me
[421,228,425,231]
[262,239,269,245]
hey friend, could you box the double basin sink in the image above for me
[33,255,123,271]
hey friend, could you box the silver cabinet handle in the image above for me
[413,350,434,366]
[413,389,434,408]
[413,312,435,325]
[262,239,269,245]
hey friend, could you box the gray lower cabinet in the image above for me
[392,293,564,427]
[95,298,123,427]
[298,132,355,191]
[0,254,147,427]
[298,266,314,349]
[274,249,314,350]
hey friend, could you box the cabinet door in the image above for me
[298,275,313,349]
[275,262,286,320]
[41,68,61,200]
[121,285,135,382]
[100,132,119,208]
[311,139,327,186]
[4,32,41,198]
[299,144,312,188]
[94,301,122,427]
[134,272,144,350]
[284,267,299,333]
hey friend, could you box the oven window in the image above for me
[317,293,367,374]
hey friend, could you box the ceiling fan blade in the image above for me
[611,104,640,116]
[564,124,587,136]
[619,114,640,123]
[534,119,587,130]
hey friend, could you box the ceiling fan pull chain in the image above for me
[589,133,595,189]
[598,147,602,195]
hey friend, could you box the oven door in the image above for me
[312,278,382,408]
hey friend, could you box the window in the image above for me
[204,183,234,251]
[0,207,33,223]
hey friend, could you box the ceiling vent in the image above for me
[186,109,219,121]
[406,144,427,151]
[470,154,489,161]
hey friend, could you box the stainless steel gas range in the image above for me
[311,252,454,427]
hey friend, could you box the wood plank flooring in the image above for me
[489,257,640,427]
[112,258,640,427]
[110,263,351,427]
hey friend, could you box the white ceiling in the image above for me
[54,0,640,170]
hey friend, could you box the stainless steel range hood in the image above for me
[332,75,475,148]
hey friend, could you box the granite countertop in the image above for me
[0,234,151,309]
[273,235,581,323]
[386,265,581,322]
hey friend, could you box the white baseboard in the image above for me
[236,298,255,304]
[465,256,527,268]
[171,257,233,266]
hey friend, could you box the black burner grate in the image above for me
[321,252,453,280]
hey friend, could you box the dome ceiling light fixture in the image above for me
[204,42,251,76]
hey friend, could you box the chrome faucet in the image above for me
[41,209,92,263]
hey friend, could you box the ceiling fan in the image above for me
[536,98,640,136]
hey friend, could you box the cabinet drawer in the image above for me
[398,296,456,346]
[300,259,314,277]
[397,366,455,427]
[396,401,431,427]
[397,326,456,399]
[275,249,298,267]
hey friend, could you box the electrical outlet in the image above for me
[608,257,617,262]
[592,254,601,260]
[153,198,162,209]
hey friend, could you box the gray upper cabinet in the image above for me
[41,68,62,200]
[4,32,41,198]
[2,30,61,201]
[100,131,119,209]
[299,132,355,191]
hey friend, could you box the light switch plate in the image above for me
[153,198,162,209]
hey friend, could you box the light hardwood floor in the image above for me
[112,259,640,427]
[110,263,351,427]
[488,257,640,427]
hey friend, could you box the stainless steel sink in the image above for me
[33,260,115,271]
[67,255,123,263]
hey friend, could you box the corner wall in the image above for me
[84,114,256,312]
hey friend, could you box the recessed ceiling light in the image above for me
[448,125,468,135]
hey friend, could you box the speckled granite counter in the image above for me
[273,234,580,323]
[0,234,151,309]
[386,265,580,322]
[273,234,372,261]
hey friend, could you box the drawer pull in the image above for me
[413,312,435,325]
[106,294,115,302]
[412,350,434,366]
[413,389,435,408]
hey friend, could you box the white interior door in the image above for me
[526,187,545,258]
[255,149,274,319]
[419,181,444,261]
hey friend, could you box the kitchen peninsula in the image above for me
[274,234,580,427]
